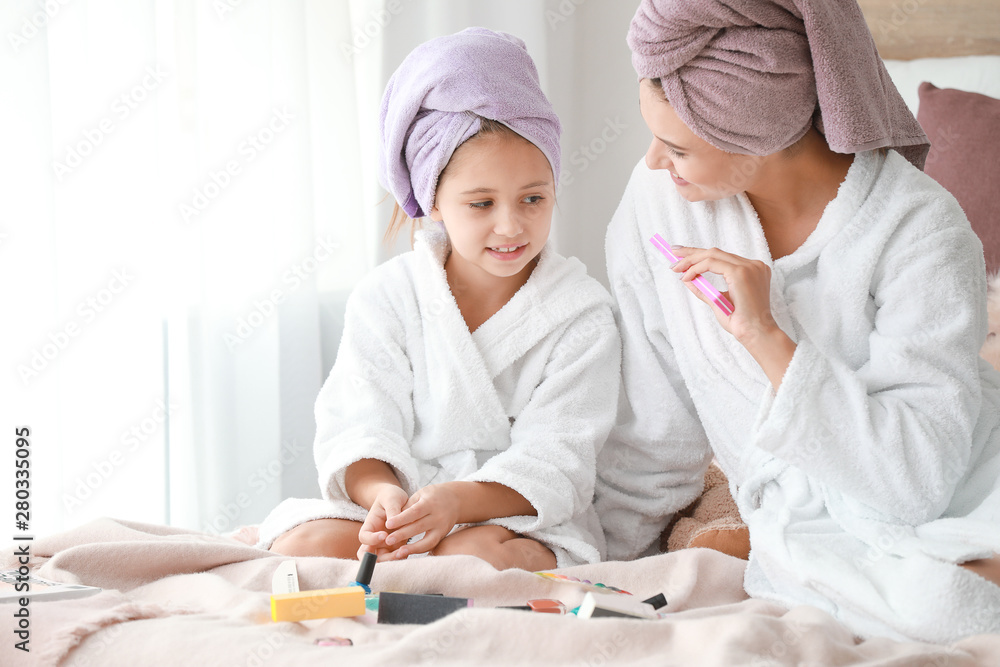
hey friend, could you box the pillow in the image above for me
[917,82,1000,275]
[883,56,1000,116]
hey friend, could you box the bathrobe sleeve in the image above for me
[466,301,621,534]
[754,194,988,525]
[595,185,714,561]
[313,271,421,502]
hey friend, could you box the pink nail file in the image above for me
[649,234,735,316]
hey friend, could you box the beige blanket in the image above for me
[2,518,998,666]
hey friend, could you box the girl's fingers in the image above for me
[384,517,432,547]
[396,530,443,556]
[358,542,394,559]
[358,529,388,546]
[384,501,425,530]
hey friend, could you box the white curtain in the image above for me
[2,0,648,538]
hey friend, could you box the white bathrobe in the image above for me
[257,228,621,567]
[598,149,1000,642]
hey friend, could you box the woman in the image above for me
[596,0,1000,643]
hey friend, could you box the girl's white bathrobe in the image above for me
[598,149,1000,642]
[257,228,621,567]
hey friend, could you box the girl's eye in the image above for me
[469,201,492,209]
[666,146,685,158]
[523,195,544,205]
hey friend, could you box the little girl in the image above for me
[255,28,621,570]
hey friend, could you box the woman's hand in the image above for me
[357,484,409,561]
[670,245,776,342]
[380,482,462,559]
[671,245,796,389]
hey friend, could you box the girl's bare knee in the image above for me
[505,537,557,572]
[431,526,555,571]
[269,519,360,559]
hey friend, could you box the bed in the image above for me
[6,2,1000,666]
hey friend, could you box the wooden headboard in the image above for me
[857,0,1000,59]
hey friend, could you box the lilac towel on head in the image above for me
[378,28,561,219]
[628,0,929,169]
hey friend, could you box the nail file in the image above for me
[649,234,735,316]
[271,560,300,595]
[271,586,366,622]
[376,592,472,624]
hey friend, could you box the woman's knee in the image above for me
[269,519,361,559]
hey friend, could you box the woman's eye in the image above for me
[469,201,492,209]
[523,195,543,205]
[667,146,685,158]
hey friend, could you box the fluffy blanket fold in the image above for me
[4,518,1000,666]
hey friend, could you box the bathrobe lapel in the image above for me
[410,231,511,474]
[411,230,600,481]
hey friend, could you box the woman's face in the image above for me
[638,78,763,202]
[429,131,554,283]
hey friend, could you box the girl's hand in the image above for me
[380,483,461,559]
[357,484,409,561]
[670,246,778,344]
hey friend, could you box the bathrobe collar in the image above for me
[413,227,598,379]
[409,227,606,459]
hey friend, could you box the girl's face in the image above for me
[430,132,554,284]
[638,78,764,202]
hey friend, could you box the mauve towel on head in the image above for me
[628,0,929,169]
[378,28,561,218]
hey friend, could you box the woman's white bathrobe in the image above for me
[257,228,621,567]
[597,149,1000,642]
